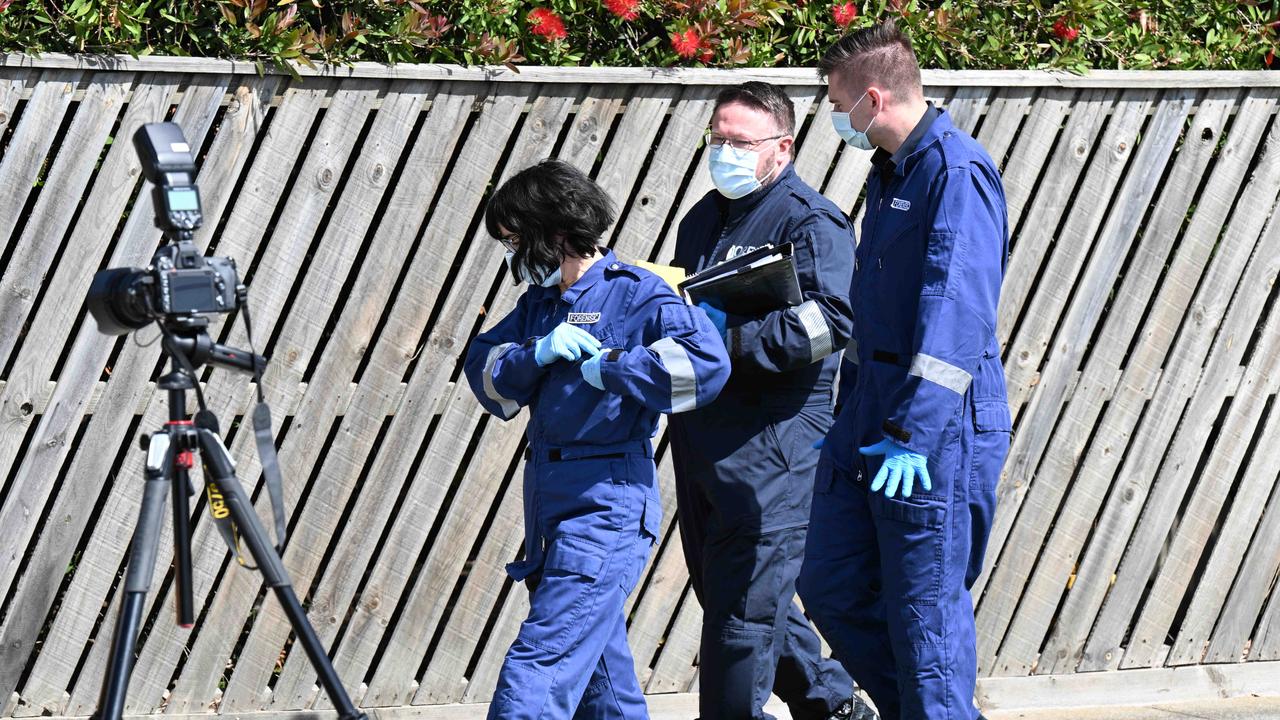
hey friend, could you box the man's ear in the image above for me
[777,135,795,161]
[867,85,886,111]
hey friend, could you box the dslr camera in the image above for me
[88,123,241,336]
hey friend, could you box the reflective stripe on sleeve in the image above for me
[483,342,521,419]
[846,337,859,365]
[649,337,699,413]
[909,353,972,395]
[794,300,834,364]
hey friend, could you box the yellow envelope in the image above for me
[631,259,687,296]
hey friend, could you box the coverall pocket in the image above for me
[641,493,663,540]
[813,454,857,495]
[867,221,920,281]
[546,534,606,578]
[765,412,821,516]
[764,420,789,471]
[814,456,835,494]
[970,399,1013,492]
[972,399,1012,433]
[519,533,608,653]
[658,303,698,336]
[619,493,662,591]
[922,230,959,295]
[871,494,945,606]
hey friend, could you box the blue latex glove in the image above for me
[812,436,825,450]
[697,301,728,340]
[859,438,932,499]
[534,322,602,367]
[581,348,608,390]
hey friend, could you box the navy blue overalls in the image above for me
[797,108,1012,720]
[464,249,731,719]
[669,164,857,720]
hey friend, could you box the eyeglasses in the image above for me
[705,130,787,150]
[496,233,520,252]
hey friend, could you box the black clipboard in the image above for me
[678,243,803,316]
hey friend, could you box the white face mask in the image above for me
[708,143,763,199]
[505,250,562,287]
[831,91,877,151]
[708,142,784,200]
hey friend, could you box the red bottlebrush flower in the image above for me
[671,27,701,58]
[528,7,567,41]
[1268,49,1276,67]
[604,0,641,21]
[698,45,714,63]
[831,2,858,29]
[1052,19,1079,41]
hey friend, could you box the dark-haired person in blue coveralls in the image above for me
[669,82,874,720]
[463,159,731,720]
[798,21,1013,720]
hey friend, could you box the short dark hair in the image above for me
[818,19,922,100]
[713,81,796,135]
[484,159,616,284]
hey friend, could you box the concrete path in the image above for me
[380,692,1280,719]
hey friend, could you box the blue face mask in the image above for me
[831,91,876,151]
[708,143,766,200]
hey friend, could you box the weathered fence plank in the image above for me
[265,83,488,709]
[1035,88,1280,675]
[1078,168,1280,673]
[992,89,1232,676]
[977,89,1165,672]
[1203,464,1280,664]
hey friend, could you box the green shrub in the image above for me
[0,0,1275,72]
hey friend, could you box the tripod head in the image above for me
[157,315,265,381]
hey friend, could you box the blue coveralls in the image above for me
[464,249,731,720]
[669,164,857,720]
[797,108,1013,720]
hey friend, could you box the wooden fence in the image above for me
[1,55,1279,716]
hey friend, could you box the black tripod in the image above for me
[94,324,367,720]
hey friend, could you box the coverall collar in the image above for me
[557,247,616,305]
[872,102,942,179]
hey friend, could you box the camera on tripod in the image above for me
[87,122,241,337]
[85,123,367,720]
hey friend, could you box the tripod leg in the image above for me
[196,429,367,720]
[96,434,173,720]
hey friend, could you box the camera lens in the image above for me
[87,267,154,336]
